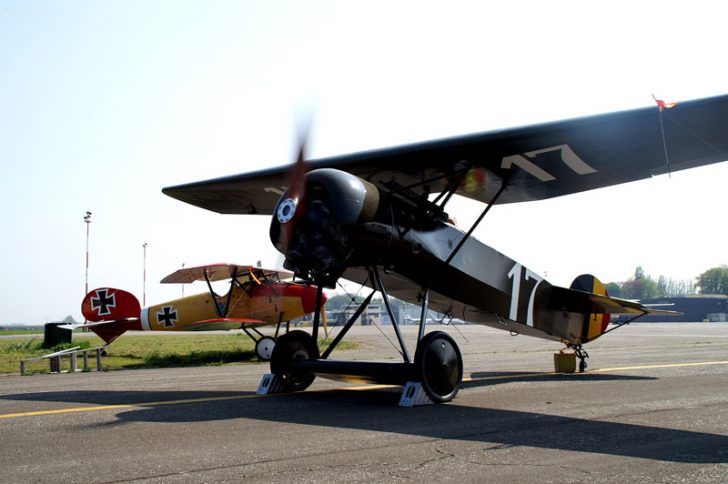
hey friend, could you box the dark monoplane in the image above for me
[163,95,728,403]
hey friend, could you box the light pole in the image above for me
[142,242,148,307]
[83,211,92,297]
[181,262,185,297]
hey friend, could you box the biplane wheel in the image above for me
[270,330,319,392]
[255,336,276,361]
[414,331,463,403]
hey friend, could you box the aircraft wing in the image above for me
[184,318,269,331]
[161,263,292,284]
[163,94,728,214]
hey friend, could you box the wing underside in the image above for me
[163,94,728,214]
[160,263,292,284]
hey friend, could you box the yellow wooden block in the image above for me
[554,352,576,373]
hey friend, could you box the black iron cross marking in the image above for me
[91,289,116,316]
[157,306,178,328]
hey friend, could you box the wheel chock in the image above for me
[554,351,576,373]
[257,373,287,394]
[399,381,434,407]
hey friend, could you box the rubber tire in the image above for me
[255,336,276,361]
[270,330,319,392]
[414,331,463,403]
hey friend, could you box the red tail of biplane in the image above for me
[81,288,142,344]
[570,274,611,342]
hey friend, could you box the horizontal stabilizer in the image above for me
[58,317,139,331]
[549,285,680,316]
[632,306,683,317]
[554,273,681,343]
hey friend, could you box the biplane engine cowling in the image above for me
[270,168,380,286]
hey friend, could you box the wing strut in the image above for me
[594,310,650,338]
[320,289,376,359]
[310,285,325,343]
[431,165,474,209]
[202,270,239,319]
[370,266,412,363]
[418,288,430,342]
[445,181,508,265]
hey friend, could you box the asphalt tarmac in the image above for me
[1,323,727,483]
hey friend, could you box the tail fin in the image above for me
[570,274,611,342]
[81,288,142,344]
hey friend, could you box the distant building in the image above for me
[634,294,728,322]
[328,304,386,326]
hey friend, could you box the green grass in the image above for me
[1,332,358,375]
[0,328,44,335]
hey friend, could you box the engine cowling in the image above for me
[270,168,380,286]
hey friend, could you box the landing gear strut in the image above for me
[243,327,278,361]
[260,267,464,404]
[574,345,589,373]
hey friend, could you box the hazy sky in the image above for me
[1,1,726,323]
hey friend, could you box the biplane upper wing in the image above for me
[163,94,728,214]
[160,263,292,284]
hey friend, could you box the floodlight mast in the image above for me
[142,242,148,307]
[83,211,92,298]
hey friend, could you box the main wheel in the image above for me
[414,331,463,403]
[270,330,319,392]
[255,336,276,361]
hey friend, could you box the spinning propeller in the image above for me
[274,127,311,256]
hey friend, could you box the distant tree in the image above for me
[605,282,622,298]
[620,266,659,300]
[696,265,728,295]
[326,294,368,310]
[657,275,668,297]
[620,278,643,299]
[604,269,699,300]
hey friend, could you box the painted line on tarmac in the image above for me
[0,394,273,420]
[463,359,728,384]
[0,384,398,420]
[2,360,727,420]
[590,359,728,373]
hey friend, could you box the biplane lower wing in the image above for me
[163,94,728,215]
[184,317,268,331]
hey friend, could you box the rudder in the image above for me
[570,274,611,341]
[81,288,142,344]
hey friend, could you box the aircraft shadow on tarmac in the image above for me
[463,371,658,388]
[1,370,647,406]
[4,371,727,464]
